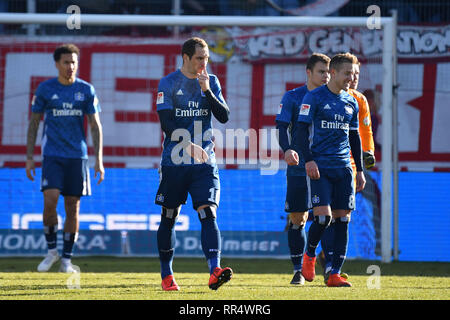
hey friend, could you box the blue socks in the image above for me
[44,225,57,250]
[321,222,335,271]
[158,209,222,278]
[288,222,306,271]
[201,217,221,274]
[62,232,77,259]
[331,217,349,274]
[306,216,331,257]
[157,215,176,279]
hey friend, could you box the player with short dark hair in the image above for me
[26,43,104,273]
[297,52,366,287]
[275,53,330,285]
[155,37,232,291]
[318,55,376,284]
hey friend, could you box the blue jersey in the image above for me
[297,85,359,169]
[31,78,101,159]
[275,85,308,176]
[156,69,226,166]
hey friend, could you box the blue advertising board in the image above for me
[0,168,448,261]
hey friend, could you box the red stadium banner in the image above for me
[0,24,449,171]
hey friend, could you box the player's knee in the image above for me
[289,212,308,227]
[197,206,216,220]
[43,195,59,210]
[334,216,350,224]
[314,215,332,227]
[162,206,181,220]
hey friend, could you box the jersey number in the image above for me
[348,194,355,210]
[208,187,217,203]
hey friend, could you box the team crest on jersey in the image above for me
[300,104,310,116]
[312,195,320,204]
[157,92,164,104]
[277,104,283,114]
[344,105,353,114]
[74,92,85,101]
[363,116,370,126]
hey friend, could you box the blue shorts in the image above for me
[307,166,355,211]
[284,175,310,213]
[155,164,220,210]
[41,156,91,197]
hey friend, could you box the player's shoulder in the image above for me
[285,85,308,99]
[162,69,183,82]
[208,73,219,81]
[159,70,182,90]
[348,88,368,105]
[74,78,96,93]
[208,73,221,89]
[348,88,366,101]
[303,84,325,102]
[34,78,61,99]
[37,77,58,90]
[340,89,356,102]
[310,84,327,96]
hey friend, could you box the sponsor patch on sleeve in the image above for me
[277,103,283,114]
[299,104,310,116]
[156,92,164,104]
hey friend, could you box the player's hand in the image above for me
[305,160,320,180]
[355,171,366,192]
[284,149,299,166]
[197,68,210,92]
[94,160,105,185]
[26,159,35,181]
[363,151,376,170]
[186,142,209,164]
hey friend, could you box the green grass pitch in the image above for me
[0,257,448,300]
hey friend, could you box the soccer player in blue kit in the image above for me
[275,53,330,285]
[155,37,232,291]
[297,53,366,287]
[26,44,104,273]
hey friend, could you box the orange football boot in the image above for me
[208,267,233,290]
[301,253,316,282]
[161,274,180,291]
[327,273,352,287]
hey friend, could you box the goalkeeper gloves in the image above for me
[363,151,376,170]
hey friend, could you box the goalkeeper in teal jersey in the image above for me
[155,37,232,291]
[26,44,104,274]
[275,53,330,285]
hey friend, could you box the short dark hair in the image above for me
[181,37,208,59]
[329,53,357,71]
[53,44,79,62]
[306,53,330,71]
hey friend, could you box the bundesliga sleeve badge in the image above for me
[156,92,164,104]
[300,104,310,116]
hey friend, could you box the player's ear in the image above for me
[306,68,311,78]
